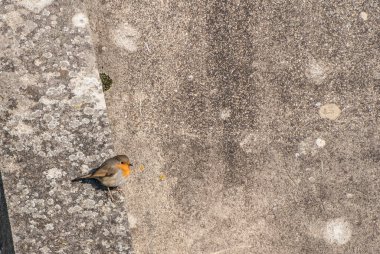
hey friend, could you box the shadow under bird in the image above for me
[72,155,133,200]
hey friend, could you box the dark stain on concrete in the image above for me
[206,1,257,189]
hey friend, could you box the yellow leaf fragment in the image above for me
[159,173,166,181]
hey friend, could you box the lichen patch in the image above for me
[319,103,341,120]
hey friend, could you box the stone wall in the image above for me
[0,1,132,253]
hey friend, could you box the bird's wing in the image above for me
[90,165,118,178]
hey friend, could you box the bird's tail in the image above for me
[71,174,92,182]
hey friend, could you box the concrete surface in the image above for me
[0,1,132,253]
[85,0,380,253]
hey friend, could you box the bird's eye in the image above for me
[121,161,125,164]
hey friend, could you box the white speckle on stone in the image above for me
[111,22,140,52]
[10,122,34,135]
[68,205,83,214]
[3,11,24,31]
[308,177,316,182]
[319,103,341,120]
[360,12,368,21]
[18,0,55,13]
[346,193,354,199]
[315,102,321,107]
[306,60,327,84]
[0,156,23,173]
[315,138,326,148]
[374,69,380,80]
[34,58,43,66]
[83,106,95,115]
[323,218,352,245]
[82,211,98,218]
[128,213,137,229]
[72,13,88,28]
[220,108,231,120]
[42,52,53,58]
[39,246,51,254]
[83,199,96,209]
[47,120,59,129]
[46,167,65,179]
[102,240,110,248]
[22,20,38,36]
[45,223,54,230]
[187,75,194,81]
[59,60,70,68]
[298,136,327,156]
[13,235,20,243]
[40,96,58,105]
[43,114,53,122]
[103,229,110,236]
[298,141,308,156]
[42,9,50,16]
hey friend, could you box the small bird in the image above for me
[72,155,133,201]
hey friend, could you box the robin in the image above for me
[72,155,133,201]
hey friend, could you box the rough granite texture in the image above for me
[85,0,380,253]
[0,1,132,253]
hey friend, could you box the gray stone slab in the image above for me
[0,1,132,253]
[85,0,380,253]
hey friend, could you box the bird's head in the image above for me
[112,155,133,175]
[114,155,133,167]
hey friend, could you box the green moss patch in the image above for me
[99,73,112,92]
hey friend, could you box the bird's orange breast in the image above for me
[116,164,131,177]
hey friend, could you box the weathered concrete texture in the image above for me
[0,1,132,253]
[86,0,380,253]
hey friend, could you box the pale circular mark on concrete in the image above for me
[319,103,341,120]
[360,12,368,21]
[306,61,327,84]
[323,218,352,245]
[220,108,231,120]
[112,22,140,52]
[72,13,89,28]
[315,138,326,148]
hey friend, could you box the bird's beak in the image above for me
[129,163,133,166]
